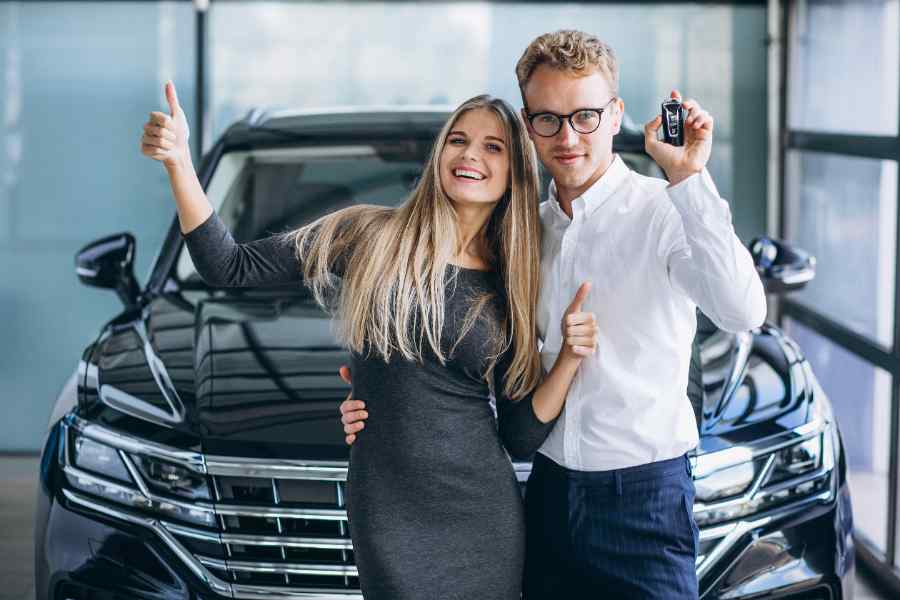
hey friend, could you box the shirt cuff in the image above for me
[665,168,732,227]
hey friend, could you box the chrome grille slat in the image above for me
[205,457,350,480]
[230,583,362,599]
[208,558,359,577]
[222,533,353,550]
[215,504,347,520]
[166,521,353,549]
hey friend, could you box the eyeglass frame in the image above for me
[525,97,618,137]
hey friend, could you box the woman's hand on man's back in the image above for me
[339,366,367,445]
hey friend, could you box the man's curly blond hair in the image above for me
[516,30,619,107]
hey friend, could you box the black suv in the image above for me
[35,108,855,600]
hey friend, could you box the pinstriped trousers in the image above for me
[522,452,699,599]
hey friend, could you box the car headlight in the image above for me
[694,457,758,503]
[769,434,822,484]
[73,435,132,484]
[64,427,216,528]
[693,428,833,528]
[132,454,211,500]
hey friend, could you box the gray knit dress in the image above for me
[183,211,557,600]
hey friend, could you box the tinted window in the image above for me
[176,145,426,282]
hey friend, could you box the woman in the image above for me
[140,81,598,599]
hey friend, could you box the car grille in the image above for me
[144,464,360,595]
[199,473,360,591]
[178,467,528,594]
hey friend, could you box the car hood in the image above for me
[86,294,812,460]
[87,292,353,460]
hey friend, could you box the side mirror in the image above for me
[75,233,141,308]
[749,237,816,294]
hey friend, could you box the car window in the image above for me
[176,145,426,282]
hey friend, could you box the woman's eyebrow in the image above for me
[448,130,505,145]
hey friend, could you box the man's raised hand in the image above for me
[643,89,714,186]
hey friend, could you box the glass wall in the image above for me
[209,1,769,241]
[0,2,769,456]
[784,151,897,346]
[783,0,900,579]
[788,0,899,136]
[0,2,196,451]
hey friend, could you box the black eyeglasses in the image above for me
[526,97,617,137]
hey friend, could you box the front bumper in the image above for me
[35,415,854,600]
[37,483,855,600]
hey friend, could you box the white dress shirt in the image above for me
[536,154,766,471]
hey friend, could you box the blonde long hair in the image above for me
[281,95,542,400]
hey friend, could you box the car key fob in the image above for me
[660,99,685,146]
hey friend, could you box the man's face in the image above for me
[521,65,624,196]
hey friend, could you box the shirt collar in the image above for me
[546,153,631,221]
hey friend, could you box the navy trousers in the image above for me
[522,452,699,599]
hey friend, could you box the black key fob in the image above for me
[660,99,684,146]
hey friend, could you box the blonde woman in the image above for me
[140,82,598,599]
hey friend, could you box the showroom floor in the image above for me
[1,456,894,600]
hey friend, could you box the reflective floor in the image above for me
[2,456,894,600]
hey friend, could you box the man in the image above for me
[341,30,765,598]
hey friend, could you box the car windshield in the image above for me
[174,141,663,286]
[176,144,427,285]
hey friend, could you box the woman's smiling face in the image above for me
[439,108,510,207]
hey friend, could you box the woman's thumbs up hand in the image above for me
[560,282,599,360]
[140,80,191,169]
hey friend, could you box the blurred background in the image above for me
[0,0,899,597]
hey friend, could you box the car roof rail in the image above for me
[243,107,269,127]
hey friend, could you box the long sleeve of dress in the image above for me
[182,211,306,287]
[494,350,558,460]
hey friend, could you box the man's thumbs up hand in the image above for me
[140,80,191,169]
[561,282,599,359]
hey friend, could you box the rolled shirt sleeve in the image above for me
[657,168,767,332]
